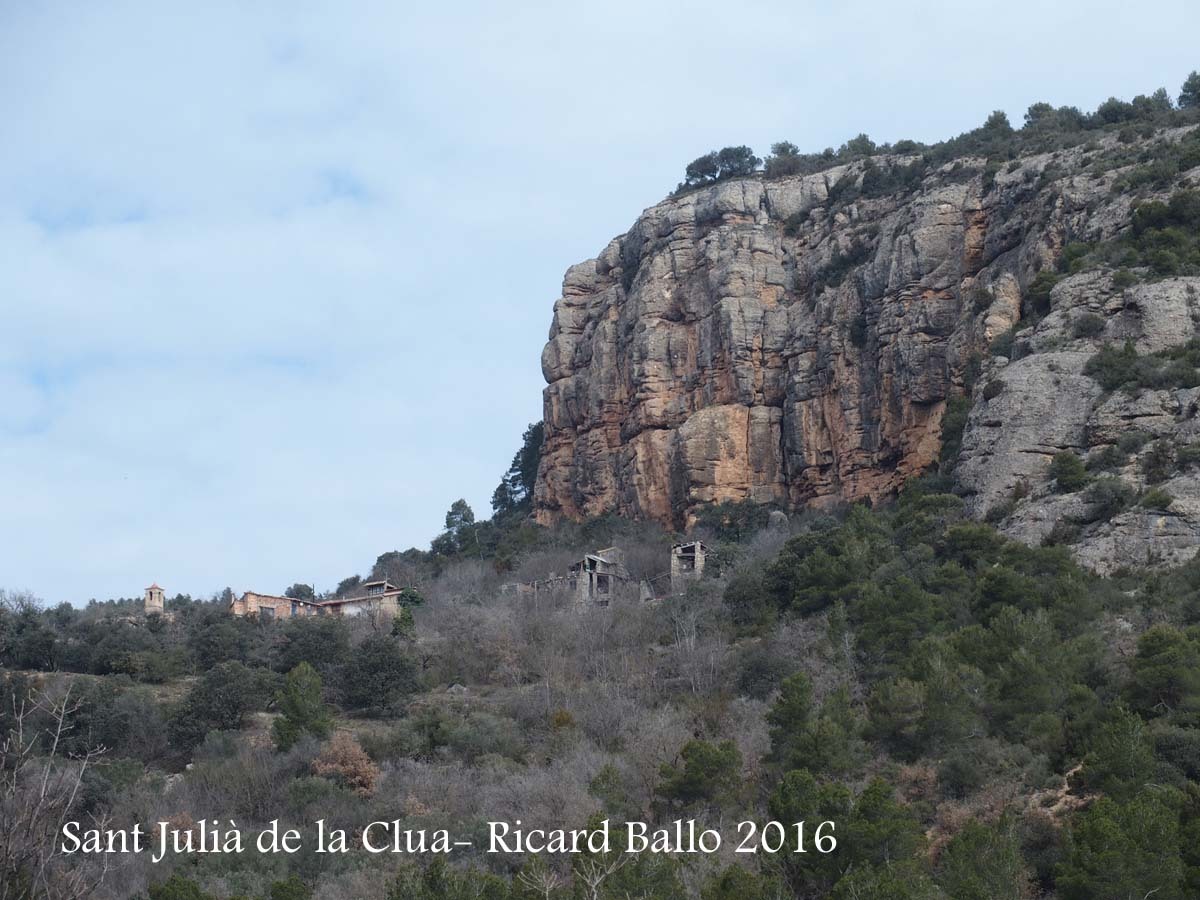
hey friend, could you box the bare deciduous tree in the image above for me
[572,849,631,900]
[515,856,566,900]
[1,680,109,900]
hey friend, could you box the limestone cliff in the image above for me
[534,125,1200,569]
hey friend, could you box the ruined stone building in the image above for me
[503,541,708,606]
[229,579,409,621]
[669,541,707,593]
[568,547,630,606]
[229,591,318,620]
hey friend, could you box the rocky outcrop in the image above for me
[534,126,1200,569]
[957,272,1200,572]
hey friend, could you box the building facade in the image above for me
[669,541,708,593]
[229,579,410,620]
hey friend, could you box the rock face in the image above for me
[957,272,1200,572]
[534,126,1200,569]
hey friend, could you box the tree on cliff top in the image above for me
[682,146,761,187]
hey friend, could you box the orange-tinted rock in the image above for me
[532,140,1195,533]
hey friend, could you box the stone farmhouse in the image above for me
[229,579,410,621]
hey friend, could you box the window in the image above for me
[596,574,611,595]
[260,606,275,621]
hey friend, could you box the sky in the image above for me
[1,1,1198,605]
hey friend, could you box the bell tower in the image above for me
[144,583,165,615]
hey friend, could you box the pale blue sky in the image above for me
[2,1,1197,603]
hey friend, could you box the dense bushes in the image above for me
[1084,338,1200,393]
[1081,477,1136,522]
[1025,270,1060,317]
[337,635,418,713]
[1049,451,1091,493]
[937,396,972,472]
[1068,188,1200,279]
[167,661,279,752]
[1122,189,1200,276]
[1072,312,1106,339]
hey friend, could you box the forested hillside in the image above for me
[5,473,1200,898]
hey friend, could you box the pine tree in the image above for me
[272,662,333,751]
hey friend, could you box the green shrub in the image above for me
[1025,271,1060,317]
[1117,430,1153,454]
[148,875,214,900]
[338,636,417,713]
[268,876,312,900]
[982,380,1005,401]
[1081,477,1135,521]
[1084,339,1200,393]
[656,739,743,809]
[1049,451,1090,493]
[860,159,926,197]
[1060,242,1094,274]
[989,327,1017,359]
[1087,445,1127,472]
[1142,440,1176,485]
[1071,312,1106,339]
[816,241,873,291]
[937,747,990,798]
[1098,189,1200,277]
[1083,342,1141,391]
[1042,518,1081,546]
[724,571,776,634]
[1176,442,1200,469]
[1139,488,1174,510]
[783,212,805,237]
[984,489,1022,525]
[167,662,278,753]
[1112,268,1137,288]
[939,396,972,473]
